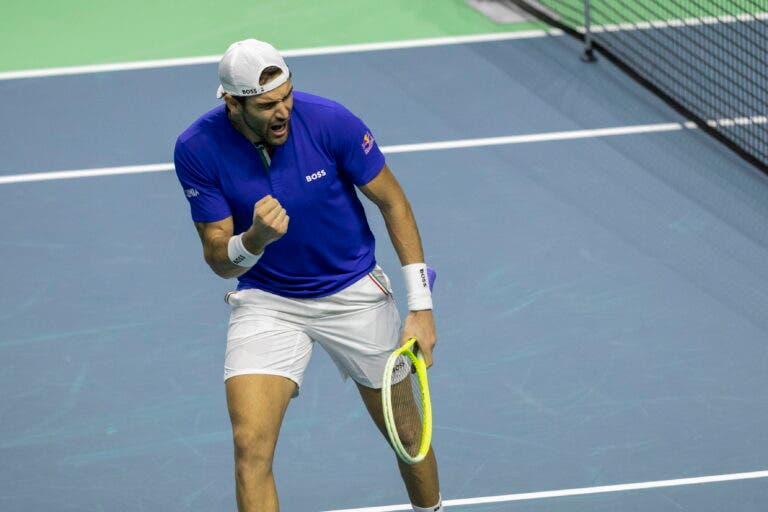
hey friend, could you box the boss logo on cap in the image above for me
[241,88,262,95]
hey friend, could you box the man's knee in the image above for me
[232,427,277,477]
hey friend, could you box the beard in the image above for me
[243,112,290,147]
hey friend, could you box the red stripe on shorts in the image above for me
[368,274,389,295]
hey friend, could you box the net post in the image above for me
[580,0,597,62]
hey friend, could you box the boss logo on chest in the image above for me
[305,169,327,182]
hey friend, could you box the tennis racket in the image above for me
[382,336,433,464]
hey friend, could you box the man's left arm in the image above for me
[359,164,437,367]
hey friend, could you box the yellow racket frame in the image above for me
[381,337,432,465]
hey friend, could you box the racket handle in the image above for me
[427,267,436,292]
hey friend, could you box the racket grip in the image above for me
[427,266,436,292]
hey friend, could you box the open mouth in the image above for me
[270,121,288,137]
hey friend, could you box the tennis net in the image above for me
[510,1,768,172]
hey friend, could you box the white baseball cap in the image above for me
[216,39,290,98]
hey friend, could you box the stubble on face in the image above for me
[234,81,294,148]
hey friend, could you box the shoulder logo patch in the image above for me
[184,188,200,198]
[362,132,375,155]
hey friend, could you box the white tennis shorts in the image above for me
[224,266,401,396]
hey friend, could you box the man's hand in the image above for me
[402,310,437,367]
[242,195,289,254]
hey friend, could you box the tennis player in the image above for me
[174,39,442,512]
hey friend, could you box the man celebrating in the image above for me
[173,40,442,511]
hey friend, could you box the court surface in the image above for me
[1,4,768,512]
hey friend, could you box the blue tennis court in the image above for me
[1,20,767,512]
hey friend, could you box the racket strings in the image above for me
[389,354,424,457]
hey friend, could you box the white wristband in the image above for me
[227,233,262,268]
[402,263,433,311]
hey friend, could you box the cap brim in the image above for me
[216,84,225,98]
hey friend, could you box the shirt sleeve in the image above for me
[174,137,232,223]
[329,107,386,186]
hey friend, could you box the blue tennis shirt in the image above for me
[174,91,386,298]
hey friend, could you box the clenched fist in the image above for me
[242,195,289,254]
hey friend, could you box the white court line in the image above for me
[383,122,684,153]
[322,470,768,512]
[0,30,559,81]
[2,11,765,81]
[0,121,686,185]
[0,163,175,185]
[581,11,768,33]
[3,115,765,185]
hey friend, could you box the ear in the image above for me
[224,94,241,114]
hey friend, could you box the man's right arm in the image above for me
[194,217,250,279]
[194,195,289,279]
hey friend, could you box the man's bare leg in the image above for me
[226,374,296,512]
[357,383,440,507]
